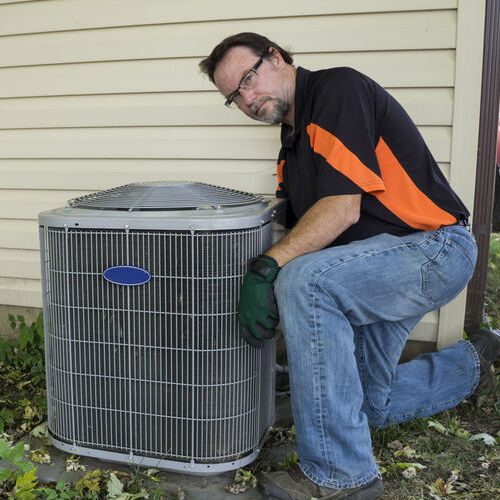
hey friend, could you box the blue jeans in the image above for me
[274,224,478,489]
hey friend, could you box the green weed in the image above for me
[485,233,500,328]
[281,450,299,469]
[0,439,41,499]
[41,477,78,499]
[0,312,46,436]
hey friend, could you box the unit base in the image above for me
[49,426,273,476]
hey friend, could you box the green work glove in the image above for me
[238,255,281,348]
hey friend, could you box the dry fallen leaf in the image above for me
[30,448,51,464]
[66,454,86,472]
[432,477,447,496]
[225,468,257,495]
[22,406,36,420]
[471,433,497,446]
[30,422,51,447]
[394,445,416,459]
[428,420,448,435]
[387,440,403,450]
[402,467,417,479]
[429,475,457,497]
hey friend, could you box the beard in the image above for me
[250,96,290,125]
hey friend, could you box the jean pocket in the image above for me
[421,239,475,306]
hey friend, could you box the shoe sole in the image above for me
[257,483,292,500]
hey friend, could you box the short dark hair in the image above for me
[199,32,294,83]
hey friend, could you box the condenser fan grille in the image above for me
[67,182,263,211]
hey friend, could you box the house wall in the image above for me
[0,0,485,345]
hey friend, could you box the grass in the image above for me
[485,232,500,329]
[372,404,500,499]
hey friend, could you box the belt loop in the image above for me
[458,218,471,231]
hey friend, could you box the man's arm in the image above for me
[265,194,361,267]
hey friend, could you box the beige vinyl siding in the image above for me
[0,220,39,249]
[0,127,452,162]
[0,0,484,348]
[0,0,458,34]
[0,10,457,66]
[1,88,454,128]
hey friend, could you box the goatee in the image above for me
[252,97,290,125]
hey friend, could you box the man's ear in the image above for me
[268,47,285,68]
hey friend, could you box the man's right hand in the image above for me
[238,255,280,348]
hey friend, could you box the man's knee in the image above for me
[274,254,316,304]
[362,399,389,429]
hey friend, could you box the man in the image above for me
[199,33,500,500]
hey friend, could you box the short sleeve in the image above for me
[306,68,385,200]
[275,150,287,199]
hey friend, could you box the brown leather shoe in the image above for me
[469,328,500,362]
[258,467,383,499]
[471,352,496,407]
[469,329,500,407]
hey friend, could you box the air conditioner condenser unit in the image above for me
[38,181,282,475]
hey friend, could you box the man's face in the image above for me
[213,46,291,125]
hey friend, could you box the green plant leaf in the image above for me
[35,313,43,332]
[16,461,35,474]
[19,326,34,350]
[41,488,58,500]
[0,440,12,461]
[10,442,26,465]
[13,468,39,500]
[0,408,15,424]
[0,468,15,483]
[455,428,470,439]
[280,451,298,470]
[55,477,67,491]
[395,462,427,470]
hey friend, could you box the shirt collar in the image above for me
[281,66,310,149]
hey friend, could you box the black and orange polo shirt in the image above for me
[276,67,469,246]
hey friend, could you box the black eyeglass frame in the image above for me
[224,56,265,108]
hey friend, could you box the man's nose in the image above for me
[239,87,256,107]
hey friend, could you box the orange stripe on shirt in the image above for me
[374,137,457,230]
[306,123,385,193]
[276,160,285,191]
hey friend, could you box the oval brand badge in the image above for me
[103,266,151,286]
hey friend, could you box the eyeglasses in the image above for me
[224,56,264,108]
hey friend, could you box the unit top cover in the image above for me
[67,181,264,212]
